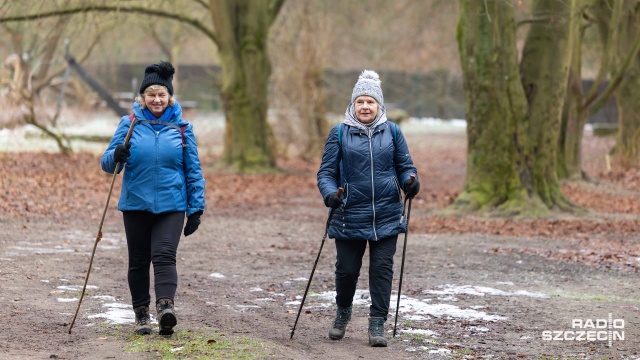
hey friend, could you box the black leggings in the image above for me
[123,211,184,308]
[334,235,398,319]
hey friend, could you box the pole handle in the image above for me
[408,174,415,184]
[336,187,343,197]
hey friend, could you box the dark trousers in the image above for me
[123,211,184,308]
[334,235,398,319]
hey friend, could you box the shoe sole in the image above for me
[135,327,152,335]
[369,339,388,347]
[159,313,177,335]
[369,341,388,347]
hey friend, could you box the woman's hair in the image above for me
[134,85,176,108]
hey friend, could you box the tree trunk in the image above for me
[558,12,585,180]
[519,0,578,210]
[613,1,640,168]
[453,0,577,216]
[210,0,277,172]
[453,0,528,214]
[558,0,640,177]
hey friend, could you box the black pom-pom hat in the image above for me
[139,61,175,95]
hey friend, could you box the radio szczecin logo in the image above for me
[542,313,624,347]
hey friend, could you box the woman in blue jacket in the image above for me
[317,70,420,347]
[101,61,205,336]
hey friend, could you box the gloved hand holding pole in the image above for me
[68,118,137,334]
[290,187,343,339]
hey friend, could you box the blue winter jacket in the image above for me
[317,122,418,241]
[101,103,206,217]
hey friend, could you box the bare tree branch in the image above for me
[33,32,103,93]
[34,16,71,83]
[0,5,220,47]
[191,0,210,11]
[269,0,286,26]
[585,29,640,113]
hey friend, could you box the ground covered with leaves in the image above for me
[1,128,639,359]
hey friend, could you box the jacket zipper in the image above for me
[367,129,378,241]
[155,130,159,212]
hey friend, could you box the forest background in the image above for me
[1,1,640,359]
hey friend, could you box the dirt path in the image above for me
[1,201,639,359]
[2,127,639,359]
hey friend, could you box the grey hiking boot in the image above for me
[328,306,352,340]
[368,317,387,347]
[156,298,177,335]
[133,306,152,335]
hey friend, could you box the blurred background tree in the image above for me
[0,0,639,191]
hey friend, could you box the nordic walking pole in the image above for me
[393,174,415,337]
[290,187,343,340]
[68,118,137,334]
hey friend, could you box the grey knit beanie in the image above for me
[351,70,384,106]
[139,61,175,95]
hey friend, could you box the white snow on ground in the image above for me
[57,298,78,303]
[57,285,98,292]
[87,301,158,325]
[307,290,507,322]
[391,295,507,322]
[8,246,75,254]
[0,111,226,153]
[88,302,133,324]
[423,284,548,298]
[249,287,263,292]
[0,113,461,153]
[399,328,439,337]
[406,346,452,355]
[209,272,225,278]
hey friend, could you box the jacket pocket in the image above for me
[393,176,402,202]
[344,183,350,208]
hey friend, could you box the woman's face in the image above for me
[354,95,379,124]
[144,87,170,117]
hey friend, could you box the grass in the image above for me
[550,289,640,303]
[125,329,269,359]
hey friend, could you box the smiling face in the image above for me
[354,95,379,124]
[144,86,170,117]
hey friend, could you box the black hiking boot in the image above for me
[156,298,177,335]
[328,306,352,340]
[133,306,152,335]
[368,317,387,347]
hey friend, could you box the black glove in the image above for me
[114,143,131,163]
[404,177,420,199]
[326,192,344,209]
[183,211,202,236]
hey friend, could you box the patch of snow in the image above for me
[57,285,98,292]
[249,287,263,292]
[400,328,438,337]
[57,298,78,303]
[88,302,133,324]
[209,272,225,278]
[424,284,548,298]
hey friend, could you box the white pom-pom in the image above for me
[358,70,381,85]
